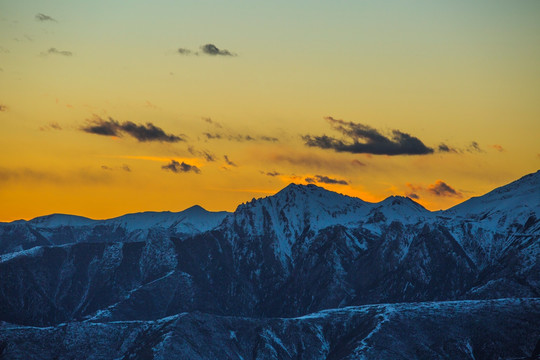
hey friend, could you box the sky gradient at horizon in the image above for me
[1,1,539,221]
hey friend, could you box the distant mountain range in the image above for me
[1,170,539,359]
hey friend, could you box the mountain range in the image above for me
[0,170,539,359]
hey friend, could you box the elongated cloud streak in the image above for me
[81,116,184,143]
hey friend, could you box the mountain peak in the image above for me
[227,183,371,263]
[445,169,539,228]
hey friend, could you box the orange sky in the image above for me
[1,1,539,221]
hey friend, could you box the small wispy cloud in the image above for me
[188,146,216,162]
[203,132,278,143]
[101,164,131,172]
[202,117,222,128]
[0,104,7,112]
[176,43,237,57]
[305,175,348,185]
[491,144,505,152]
[224,155,237,167]
[43,48,72,56]
[177,48,192,55]
[262,171,282,177]
[39,122,62,131]
[438,143,458,153]
[200,44,235,56]
[427,180,463,198]
[405,181,463,199]
[35,13,57,22]
[161,160,200,174]
[467,141,484,153]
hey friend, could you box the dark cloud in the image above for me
[122,164,131,172]
[224,155,237,167]
[162,160,200,174]
[305,175,348,185]
[45,48,72,56]
[467,141,484,153]
[177,48,192,55]
[200,44,235,56]
[82,117,118,136]
[427,180,462,198]
[101,165,112,171]
[188,146,216,162]
[35,13,57,22]
[407,193,420,200]
[303,117,434,156]
[81,116,184,143]
[438,143,458,153]
[0,104,7,112]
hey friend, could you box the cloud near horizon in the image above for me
[81,116,184,143]
[405,181,463,199]
[303,117,434,155]
[428,180,463,198]
[161,160,200,174]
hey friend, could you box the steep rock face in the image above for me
[1,299,538,360]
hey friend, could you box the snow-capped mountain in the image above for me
[0,205,230,256]
[445,170,539,229]
[0,170,538,359]
[221,183,371,263]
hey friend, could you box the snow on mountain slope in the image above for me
[366,195,432,227]
[444,170,539,229]
[105,205,229,233]
[439,170,540,267]
[222,183,372,261]
[14,205,229,233]
[1,298,538,360]
[25,214,97,227]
